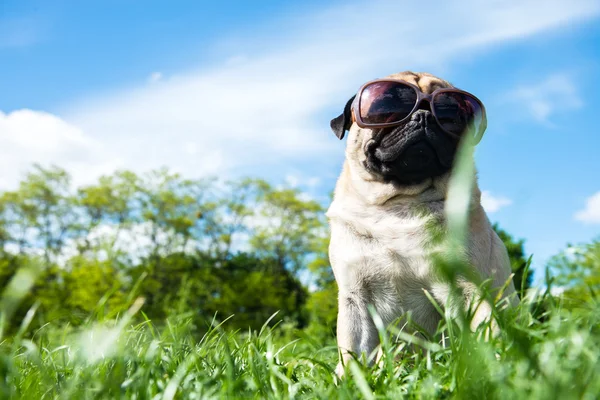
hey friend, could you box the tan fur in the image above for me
[327,72,518,377]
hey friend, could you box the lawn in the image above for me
[2,144,599,399]
[2,285,599,400]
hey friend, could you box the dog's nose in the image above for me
[397,141,436,171]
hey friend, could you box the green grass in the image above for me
[2,140,599,399]
[1,288,599,399]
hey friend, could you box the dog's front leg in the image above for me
[335,291,379,377]
[433,281,499,338]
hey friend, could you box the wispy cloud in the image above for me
[148,72,163,83]
[2,0,599,188]
[0,17,43,49]
[574,191,600,224]
[481,191,513,213]
[506,73,584,125]
[0,110,121,189]
[284,174,321,190]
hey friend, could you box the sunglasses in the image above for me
[352,79,487,143]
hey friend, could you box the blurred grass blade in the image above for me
[444,132,477,255]
[349,361,375,400]
[0,259,42,340]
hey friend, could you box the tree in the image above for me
[76,170,139,259]
[128,251,308,333]
[304,228,338,337]
[199,178,256,260]
[128,169,194,264]
[548,238,600,304]
[0,200,9,253]
[0,165,78,267]
[209,252,308,330]
[492,224,532,297]
[63,256,127,321]
[0,165,329,335]
[248,180,325,275]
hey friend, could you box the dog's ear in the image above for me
[330,95,356,140]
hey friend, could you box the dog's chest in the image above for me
[329,209,443,291]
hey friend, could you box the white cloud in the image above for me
[574,191,600,224]
[549,285,567,296]
[148,72,163,83]
[306,177,321,188]
[2,0,599,188]
[284,174,321,189]
[508,73,584,124]
[284,175,300,188]
[481,191,512,213]
[0,110,121,189]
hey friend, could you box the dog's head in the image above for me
[332,72,473,198]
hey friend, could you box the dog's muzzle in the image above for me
[364,110,457,184]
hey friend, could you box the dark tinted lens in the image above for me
[359,82,417,125]
[433,91,485,138]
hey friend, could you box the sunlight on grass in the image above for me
[0,287,599,398]
[0,134,599,399]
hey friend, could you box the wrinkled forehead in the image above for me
[384,71,452,94]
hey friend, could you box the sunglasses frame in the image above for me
[352,79,487,143]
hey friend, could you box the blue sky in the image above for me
[1,0,599,285]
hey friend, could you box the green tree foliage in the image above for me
[0,165,541,337]
[248,179,325,274]
[0,166,322,334]
[0,165,77,266]
[304,231,338,338]
[548,238,600,305]
[207,252,308,330]
[492,223,533,297]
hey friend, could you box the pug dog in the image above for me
[326,71,519,376]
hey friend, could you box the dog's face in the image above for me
[332,72,461,194]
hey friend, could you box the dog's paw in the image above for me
[335,362,345,380]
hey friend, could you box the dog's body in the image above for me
[327,72,518,375]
